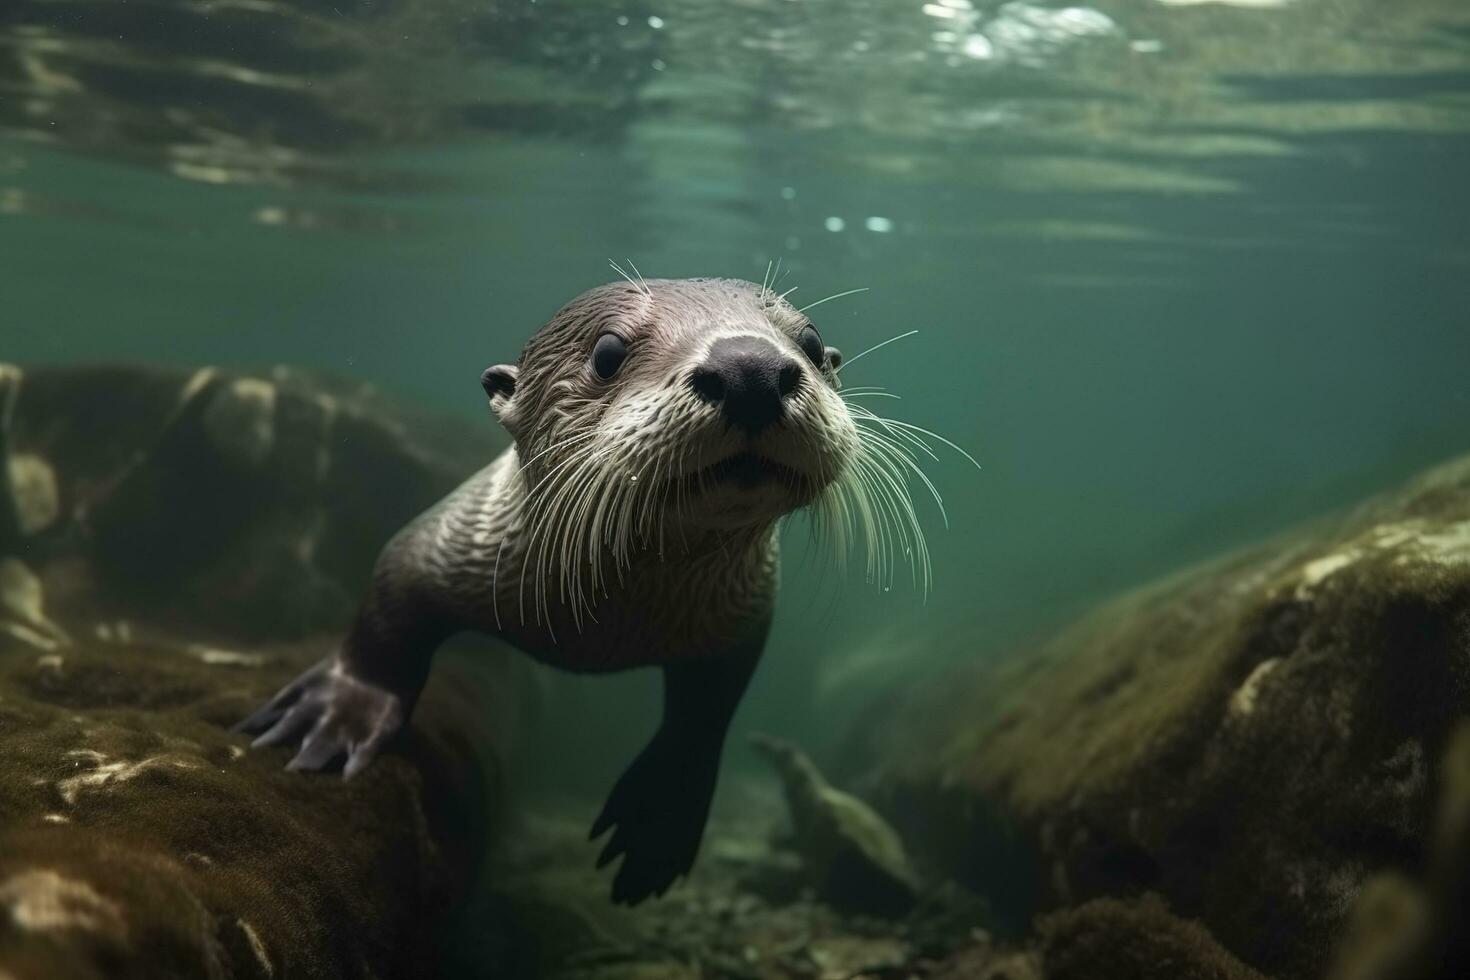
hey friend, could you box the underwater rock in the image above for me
[931,946,1044,980]
[750,732,919,917]
[0,362,523,978]
[859,453,1470,979]
[0,558,69,651]
[1038,894,1269,980]
[925,896,1261,980]
[6,455,59,538]
[0,363,22,550]
[1327,720,1470,980]
[0,363,501,640]
[0,634,502,979]
[200,376,278,469]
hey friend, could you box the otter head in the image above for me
[482,277,859,543]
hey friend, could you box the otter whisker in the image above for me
[861,415,983,473]
[626,258,650,295]
[835,329,918,375]
[857,451,916,581]
[526,468,582,628]
[519,442,605,628]
[578,478,621,622]
[858,426,949,532]
[833,424,936,596]
[516,430,600,478]
[561,450,622,619]
[577,452,632,620]
[608,259,651,298]
[492,539,506,632]
[849,405,941,464]
[809,482,848,572]
[558,455,600,618]
[855,444,930,593]
[822,456,871,577]
[844,453,892,585]
[771,260,795,302]
[830,478,857,569]
[797,286,869,314]
[869,433,933,552]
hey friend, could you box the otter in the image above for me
[237,276,872,905]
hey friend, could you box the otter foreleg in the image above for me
[589,635,764,905]
[236,536,453,777]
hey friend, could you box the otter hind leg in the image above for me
[589,644,763,906]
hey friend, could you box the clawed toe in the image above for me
[233,701,290,735]
[250,703,314,749]
[286,728,347,772]
[232,656,405,780]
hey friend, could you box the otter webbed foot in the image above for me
[588,647,764,906]
[234,656,405,778]
[590,732,718,906]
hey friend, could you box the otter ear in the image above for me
[480,364,519,426]
[824,346,843,372]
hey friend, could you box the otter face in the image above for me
[484,277,860,540]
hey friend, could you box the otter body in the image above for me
[238,277,856,904]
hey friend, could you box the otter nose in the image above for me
[690,335,802,435]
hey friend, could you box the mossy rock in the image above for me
[1039,894,1268,980]
[860,453,1470,979]
[0,362,523,978]
[0,634,510,979]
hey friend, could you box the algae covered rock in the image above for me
[0,635,502,980]
[861,452,1470,979]
[0,362,520,978]
[1038,894,1268,980]
[1328,720,1470,980]
[751,732,919,917]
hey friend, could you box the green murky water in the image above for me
[3,0,1469,795]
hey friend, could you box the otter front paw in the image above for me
[589,737,717,906]
[234,657,404,779]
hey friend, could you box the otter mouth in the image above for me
[685,452,803,492]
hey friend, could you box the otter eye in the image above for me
[796,324,824,367]
[592,333,628,380]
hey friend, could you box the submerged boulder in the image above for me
[859,453,1470,980]
[0,363,520,979]
[0,362,500,640]
[1037,894,1269,980]
[0,636,505,980]
[1327,719,1470,980]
